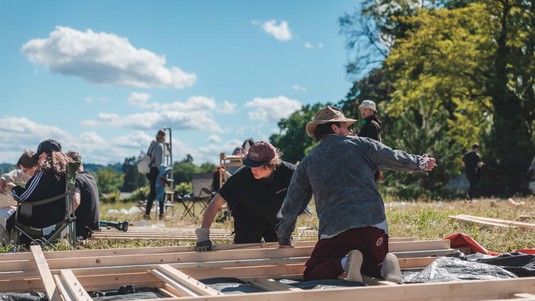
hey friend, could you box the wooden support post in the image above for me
[30,245,60,301]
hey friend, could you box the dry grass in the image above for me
[12,196,533,253]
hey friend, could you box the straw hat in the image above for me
[305,106,357,138]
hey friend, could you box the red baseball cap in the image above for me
[242,141,276,167]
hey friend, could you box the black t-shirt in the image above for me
[218,161,296,231]
[462,151,481,175]
[74,171,100,238]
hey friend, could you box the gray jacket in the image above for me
[148,140,165,168]
[277,134,427,245]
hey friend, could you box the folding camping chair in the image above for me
[178,173,214,218]
[10,161,79,249]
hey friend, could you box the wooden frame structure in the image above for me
[1,238,534,300]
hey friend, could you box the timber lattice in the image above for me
[0,238,534,301]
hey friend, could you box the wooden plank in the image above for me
[389,239,450,252]
[56,269,92,301]
[165,277,535,301]
[449,214,535,230]
[30,245,60,301]
[156,264,220,296]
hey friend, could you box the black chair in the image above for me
[10,162,79,249]
[178,173,214,218]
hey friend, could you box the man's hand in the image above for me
[196,240,213,252]
[195,227,213,252]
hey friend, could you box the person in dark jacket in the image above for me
[358,100,382,142]
[9,139,67,230]
[462,143,483,200]
[358,100,383,181]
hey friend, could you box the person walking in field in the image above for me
[462,143,483,200]
[277,105,437,283]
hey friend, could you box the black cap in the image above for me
[32,139,62,160]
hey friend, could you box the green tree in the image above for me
[270,103,327,163]
[121,155,147,192]
[171,155,216,185]
[94,168,123,194]
[482,0,535,195]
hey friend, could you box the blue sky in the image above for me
[0,1,359,165]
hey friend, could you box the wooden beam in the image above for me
[55,269,92,301]
[30,245,60,301]
[449,214,535,230]
[160,277,535,301]
[156,264,220,296]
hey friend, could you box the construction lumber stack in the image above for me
[1,238,534,300]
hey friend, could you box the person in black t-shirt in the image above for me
[67,151,100,239]
[462,143,483,200]
[195,141,296,251]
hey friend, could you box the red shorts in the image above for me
[303,227,389,281]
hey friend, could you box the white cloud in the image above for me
[82,95,223,133]
[292,85,307,91]
[220,100,237,114]
[208,135,221,143]
[259,20,292,41]
[128,92,151,107]
[21,26,197,89]
[304,42,324,49]
[84,96,107,103]
[244,96,302,122]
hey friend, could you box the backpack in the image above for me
[137,142,156,174]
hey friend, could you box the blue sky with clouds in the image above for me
[0,1,359,165]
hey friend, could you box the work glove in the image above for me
[195,227,213,252]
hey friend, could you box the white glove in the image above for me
[195,227,210,243]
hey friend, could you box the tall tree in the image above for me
[483,0,535,195]
[94,168,123,194]
[270,103,327,164]
[121,155,147,192]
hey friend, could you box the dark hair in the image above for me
[16,151,38,169]
[472,143,480,149]
[156,130,166,140]
[66,150,82,162]
[40,151,69,178]
[313,122,340,141]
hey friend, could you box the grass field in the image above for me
[93,195,535,253]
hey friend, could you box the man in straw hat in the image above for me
[277,105,437,283]
[195,141,296,251]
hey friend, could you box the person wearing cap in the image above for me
[66,151,100,239]
[276,105,437,283]
[358,100,383,182]
[7,139,70,232]
[358,100,382,142]
[462,143,483,200]
[195,141,296,251]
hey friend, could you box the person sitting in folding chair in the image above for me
[195,141,296,251]
[6,139,73,246]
